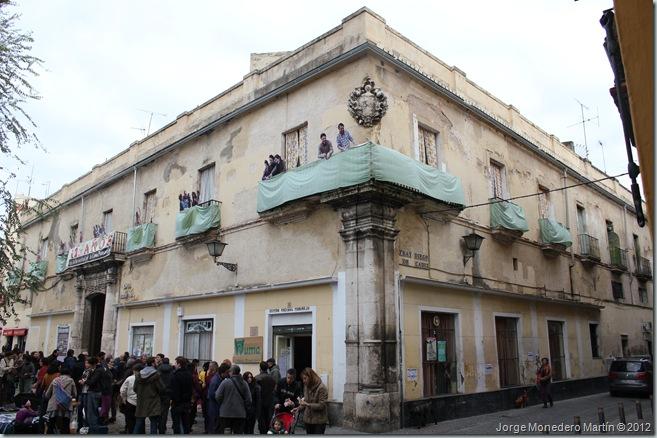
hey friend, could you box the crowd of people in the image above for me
[262,122,356,180]
[0,345,329,435]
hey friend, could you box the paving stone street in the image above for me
[103,392,653,435]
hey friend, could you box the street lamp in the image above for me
[206,239,237,272]
[462,231,485,266]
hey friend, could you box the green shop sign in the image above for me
[233,336,263,363]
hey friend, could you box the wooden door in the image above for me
[548,321,565,380]
[495,317,520,387]
[422,312,457,396]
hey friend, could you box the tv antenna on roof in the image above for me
[567,99,599,159]
[137,109,167,136]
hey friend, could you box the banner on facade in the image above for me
[68,233,115,267]
[425,337,437,361]
[233,336,263,363]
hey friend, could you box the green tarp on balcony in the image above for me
[175,204,220,239]
[257,142,465,213]
[127,223,157,252]
[539,218,572,247]
[28,260,48,281]
[56,254,69,273]
[490,200,529,232]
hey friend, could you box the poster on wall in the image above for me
[233,336,264,363]
[426,337,437,361]
[437,340,447,362]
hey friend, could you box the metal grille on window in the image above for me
[183,319,213,363]
[131,326,154,357]
[418,127,438,167]
[199,166,215,203]
[285,126,307,169]
[490,162,504,199]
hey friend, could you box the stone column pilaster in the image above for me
[69,274,85,353]
[100,266,119,355]
[339,198,400,433]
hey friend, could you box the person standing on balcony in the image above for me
[317,133,333,160]
[336,123,355,152]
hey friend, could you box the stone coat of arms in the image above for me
[347,76,388,127]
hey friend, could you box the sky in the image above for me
[9,0,632,199]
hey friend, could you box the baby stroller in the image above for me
[269,407,300,434]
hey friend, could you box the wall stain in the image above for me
[163,156,187,183]
[221,127,243,161]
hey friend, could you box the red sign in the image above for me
[3,328,27,336]
[67,233,114,267]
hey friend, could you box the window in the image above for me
[38,238,48,261]
[102,210,113,233]
[143,190,156,223]
[131,325,154,357]
[418,126,440,168]
[633,233,641,265]
[538,186,551,219]
[56,325,70,353]
[612,281,624,300]
[69,224,78,246]
[489,160,506,199]
[639,285,648,304]
[283,125,308,169]
[621,335,629,357]
[183,319,213,363]
[589,323,600,358]
[198,165,215,203]
[576,205,587,235]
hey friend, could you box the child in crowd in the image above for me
[268,418,288,434]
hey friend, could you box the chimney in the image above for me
[562,141,575,151]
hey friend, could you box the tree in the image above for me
[0,1,47,323]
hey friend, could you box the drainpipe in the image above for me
[563,169,576,297]
[395,271,405,429]
[131,167,137,226]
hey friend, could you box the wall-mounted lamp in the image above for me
[206,239,238,272]
[462,231,485,266]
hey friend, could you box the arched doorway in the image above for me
[84,293,105,356]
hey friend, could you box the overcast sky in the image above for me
[10,0,631,199]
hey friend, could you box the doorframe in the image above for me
[264,307,317,370]
[418,306,464,395]
[492,312,523,388]
[544,318,570,379]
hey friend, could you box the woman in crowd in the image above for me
[298,368,328,435]
[44,367,77,433]
[243,371,261,434]
[120,363,141,434]
[38,360,61,415]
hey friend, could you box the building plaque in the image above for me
[233,336,263,363]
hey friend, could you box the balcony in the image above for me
[578,234,600,267]
[67,231,127,269]
[538,218,572,257]
[56,254,69,274]
[489,199,529,245]
[175,200,221,245]
[635,256,653,281]
[126,223,158,262]
[28,260,48,282]
[257,142,465,224]
[609,247,628,274]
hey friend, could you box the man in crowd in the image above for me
[273,368,303,414]
[255,361,276,434]
[170,356,193,434]
[266,358,281,386]
[157,356,174,434]
[81,356,103,429]
[215,365,252,434]
[336,122,355,152]
[133,357,165,433]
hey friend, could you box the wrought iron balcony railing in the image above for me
[609,247,628,270]
[578,234,600,260]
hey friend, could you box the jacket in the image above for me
[157,363,173,392]
[246,381,261,418]
[134,367,165,418]
[44,374,77,414]
[268,365,281,385]
[215,375,252,419]
[100,366,113,395]
[120,374,137,406]
[169,366,193,406]
[274,378,302,412]
[85,366,103,392]
[63,356,76,372]
[206,373,222,432]
[0,356,15,378]
[301,382,328,425]
[255,371,276,412]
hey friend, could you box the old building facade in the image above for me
[8,8,653,431]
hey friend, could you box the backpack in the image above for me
[53,379,72,411]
